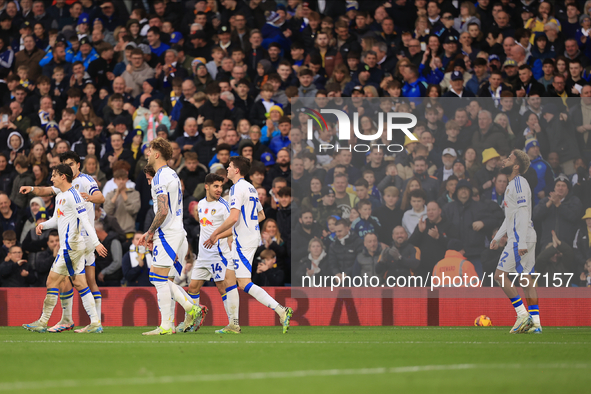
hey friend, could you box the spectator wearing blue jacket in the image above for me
[175,117,200,153]
[73,37,99,69]
[402,64,428,99]
[525,138,555,205]
[269,116,292,155]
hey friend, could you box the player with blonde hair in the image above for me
[490,149,541,334]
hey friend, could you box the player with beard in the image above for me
[490,150,541,334]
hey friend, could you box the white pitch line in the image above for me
[3,340,591,345]
[0,363,587,391]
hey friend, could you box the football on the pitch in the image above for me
[474,315,493,326]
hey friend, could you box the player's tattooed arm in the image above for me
[148,194,169,235]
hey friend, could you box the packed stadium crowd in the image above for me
[0,0,590,289]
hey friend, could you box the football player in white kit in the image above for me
[176,173,234,332]
[138,138,202,335]
[205,156,293,334]
[20,151,105,333]
[23,164,108,333]
[490,150,541,334]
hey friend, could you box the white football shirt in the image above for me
[229,178,262,248]
[53,172,99,236]
[197,197,231,263]
[494,175,537,248]
[45,187,100,251]
[151,165,184,235]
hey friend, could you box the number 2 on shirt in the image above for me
[249,196,259,220]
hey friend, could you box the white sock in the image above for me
[171,295,176,326]
[510,296,528,317]
[221,292,230,324]
[153,279,173,330]
[244,282,283,316]
[168,281,194,312]
[59,289,74,324]
[40,288,59,324]
[79,287,99,324]
[225,285,240,327]
[188,291,200,306]
[528,305,541,326]
[92,292,102,322]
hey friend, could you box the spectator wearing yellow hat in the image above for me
[260,105,284,145]
[394,133,420,181]
[474,148,500,193]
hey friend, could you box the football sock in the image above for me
[168,281,194,312]
[528,304,540,325]
[150,273,173,330]
[188,292,200,307]
[510,296,528,317]
[79,287,99,324]
[225,285,240,327]
[40,288,59,324]
[220,292,230,323]
[92,292,102,322]
[170,294,176,326]
[243,282,283,316]
[59,289,74,323]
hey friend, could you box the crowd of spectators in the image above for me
[0,0,590,288]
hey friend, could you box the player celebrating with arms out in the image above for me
[490,150,541,334]
[176,173,234,332]
[23,164,108,333]
[20,151,105,333]
[205,156,293,334]
[139,138,202,335]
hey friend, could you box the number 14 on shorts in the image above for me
[210,263,223,273]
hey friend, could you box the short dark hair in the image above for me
[2,230,16,241]
[236,78,250,87]
[272,177,287,187]
[143,165,156,177]
[409,189,427,201]
[54,163,73,183]
[59,151,81,165]
[277,186,291,197]
[335,218,350,228]
[147,26,161,36]
[354,178,369,188]
[229,156,251,176]
[205,173,224,185]
[413,156,427,165]
[216,143,232,154]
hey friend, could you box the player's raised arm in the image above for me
[20,186,56,196]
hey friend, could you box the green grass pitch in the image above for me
[1,326,589,393]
